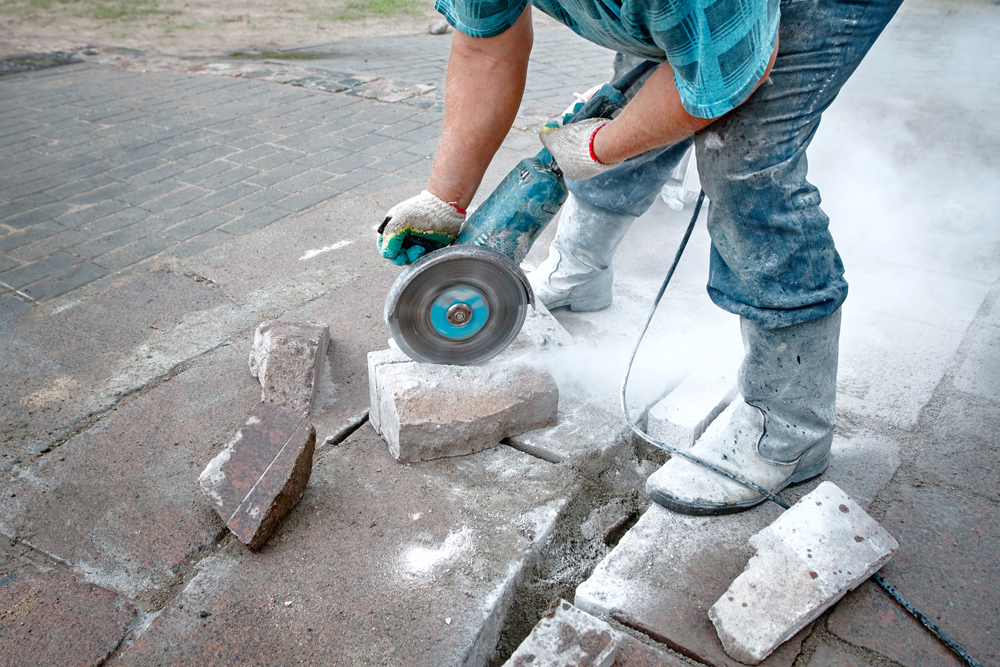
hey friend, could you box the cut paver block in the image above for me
[368,350,559,463]
[0,567,137,667]
[199,402,316,550]
[647,358,739,451]
[574,430,901,667]
[249,319,330,416]
[708,482,898,665]
[367,347,411,436]
[503,600,616,667]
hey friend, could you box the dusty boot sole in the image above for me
[544,292,613,312]
[648,451,832,516]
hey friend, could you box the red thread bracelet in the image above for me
[589,122,609,164]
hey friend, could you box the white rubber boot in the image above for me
[646,309,841,515]
[527,193,635,312]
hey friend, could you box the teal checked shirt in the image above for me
[435,0,779,119]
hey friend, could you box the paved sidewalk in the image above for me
[2,3,1000,667]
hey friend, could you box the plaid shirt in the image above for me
[435,0,779,118]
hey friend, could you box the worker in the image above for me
[376,0,902,515]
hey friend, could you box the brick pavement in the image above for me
[0,26,613,305]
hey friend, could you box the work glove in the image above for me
[539,118,622,181]
[377,190,466,265]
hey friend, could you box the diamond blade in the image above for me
[384,246,531,365]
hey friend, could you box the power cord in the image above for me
[619,190,983,667]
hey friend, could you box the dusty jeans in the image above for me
[567,0,903,329]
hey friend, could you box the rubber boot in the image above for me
[526,193,635,311]
[646,309,841,515]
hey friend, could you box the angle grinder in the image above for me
[384,61,658,365]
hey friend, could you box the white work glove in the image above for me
[538,118,622,181]
[377,190,466,265]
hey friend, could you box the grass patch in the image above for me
[89,0,164,20]
[162,19,208,32]
[310,0,425,21]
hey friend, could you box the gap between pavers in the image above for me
[573,429,901,667]
[116,428,583,667]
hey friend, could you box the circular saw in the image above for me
[384,61,659,365]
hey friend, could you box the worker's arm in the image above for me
[375,7,533,265]
[541,37,779,179]
[428,6,534,210]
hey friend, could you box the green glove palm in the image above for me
[377,190,466,266]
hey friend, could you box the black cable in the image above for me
[872,573,983,667]
[620,189,981,667]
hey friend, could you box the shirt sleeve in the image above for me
[655,0,780,119]
[434,0,529,38]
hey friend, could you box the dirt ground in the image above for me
[0,0,443,57]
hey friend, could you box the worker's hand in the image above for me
[539,118,623,181]
[377,190,466,265]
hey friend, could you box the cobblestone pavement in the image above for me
[2,3,1000,667]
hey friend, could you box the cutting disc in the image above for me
[385,246,532,365]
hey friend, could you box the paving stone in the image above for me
[709,482,897,665]
[249,319,331,416]
[805,644,872,667]
[916,394,1000,499]
[117,429,580,666]
[647,353,740,452]
[0,567,137,667]
[503,600,616,667]
[828,485,1000,667]
[199,402,316,551]
[369,351,559,463]
[574,431,900,667]
[20,260,108,302]
[837,310,965,430]
[0,343,259,598]
[954,324,1000,399]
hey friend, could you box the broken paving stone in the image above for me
[199,403,316,551]
[708,482,897,665]
[249,319,330,417]
[574,430,900,667]
[368,350,558,463]
[504,600,616,667]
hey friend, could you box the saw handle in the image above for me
[455,60,660,266]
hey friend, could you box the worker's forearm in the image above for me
[593,38,779,165]
[428,8,533,210]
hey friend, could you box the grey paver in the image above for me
[93,234,175,271]
[162,210,234,242]
[0,251,80,290]
[272,186,339,212]
[1,202,73,230]
[22,261,109,301]
[219,206,290,235]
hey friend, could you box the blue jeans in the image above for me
[568,0,903,329]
